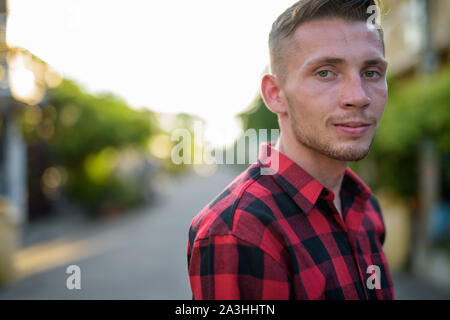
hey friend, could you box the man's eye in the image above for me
[363,70,381,79]
[316,70,333,78]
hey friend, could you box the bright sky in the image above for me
[6,0,295,146]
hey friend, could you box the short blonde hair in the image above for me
[269,0,385,79]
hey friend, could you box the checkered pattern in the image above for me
[187,142,394,300]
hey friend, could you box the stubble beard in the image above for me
[288,103,374,162]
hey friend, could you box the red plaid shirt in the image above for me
[187,142,394,300]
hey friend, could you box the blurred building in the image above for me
[0,0,27,225]
[383,0,450,76]
[0,0,53,225]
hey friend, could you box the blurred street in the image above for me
[0,166,238,299]
[0,165,449,300]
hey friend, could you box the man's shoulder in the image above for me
[189,163,281,243]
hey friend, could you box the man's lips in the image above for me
[332,122,372,136]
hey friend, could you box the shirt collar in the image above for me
[257,142,372,215]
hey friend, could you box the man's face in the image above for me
[280,18,388,161]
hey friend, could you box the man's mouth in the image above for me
[332,122,372,136]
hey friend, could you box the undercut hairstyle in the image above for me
[269,0,385,80]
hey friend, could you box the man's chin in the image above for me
[292,130,373,162]
[332,152,369,162]
[326,144,371,161]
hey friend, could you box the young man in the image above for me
[187,0,394,300]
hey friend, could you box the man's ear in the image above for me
[261,74,287,115]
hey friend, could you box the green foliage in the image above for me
[67,168,141,213]
[46,79,154,164]
[20,78,156,214]
[237,94,278,133]
[376,68,450,154]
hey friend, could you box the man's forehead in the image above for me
[290,18,384,54]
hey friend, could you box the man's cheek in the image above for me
[371,85,388,102]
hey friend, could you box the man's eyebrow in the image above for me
[363,58,388,68]
[304,57,345,67]
[304,56,388,68]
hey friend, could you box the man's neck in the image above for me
[275,134,347,214]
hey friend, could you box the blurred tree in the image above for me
[20,78,158,216]
[237,94,278,133]
[232,95,279,171]
[45,79,154,164]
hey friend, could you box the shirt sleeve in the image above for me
[188,234,291,300]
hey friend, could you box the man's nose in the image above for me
[340,73,371,108]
